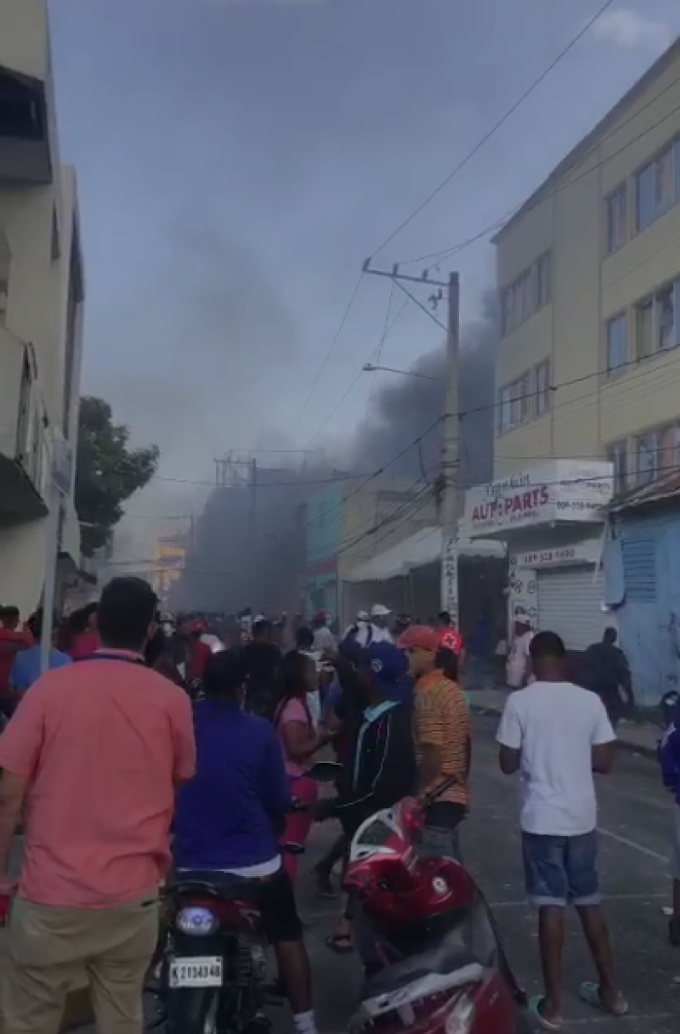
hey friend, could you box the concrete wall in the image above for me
[0,2,85,615]
[338,478,438,576]
[494,41,680,480]
[613,504,680,706]
[305,482,344,566]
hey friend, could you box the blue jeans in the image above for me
[522,830,600,908]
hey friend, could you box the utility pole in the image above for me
[362,260,460,625]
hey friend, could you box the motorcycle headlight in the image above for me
[176,906,219,937]
[445,995,475,1034]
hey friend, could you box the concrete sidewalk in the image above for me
[469,687,661,758]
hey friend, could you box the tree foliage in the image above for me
[75,396,159,556]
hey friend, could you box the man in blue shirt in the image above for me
[173,651,318,1034]
[10,609,71,694]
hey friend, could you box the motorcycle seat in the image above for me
[363,929,477,998]
[167,870,264,903]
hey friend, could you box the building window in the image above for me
[498,373,531,433]
[536,252,551,308]
[605,313,628,376]
[535,360,551,415]
[634,278,680,359]
[607,440,628,495]
[501,253,551,336]
[635,431,659,485]
[635,298,654,359]
[605,183,627,253]
[630,421,680,487]
[636,138,680,231]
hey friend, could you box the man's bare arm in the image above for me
[0,772,28,884]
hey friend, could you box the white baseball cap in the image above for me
[371,604,392,618]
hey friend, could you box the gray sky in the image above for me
[48,0,680,554]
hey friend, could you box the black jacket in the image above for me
[335,700,416,834]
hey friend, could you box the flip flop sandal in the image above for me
[324,933,353,955]
[527,995,563,1031]
[579,982,629,1017]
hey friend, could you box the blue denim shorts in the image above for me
[522,830,600,907]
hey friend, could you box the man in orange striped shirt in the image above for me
[399,625,471,860]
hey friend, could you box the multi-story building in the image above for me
[303,477,438,622]
[464,37,680,653]
[0,0,85,617]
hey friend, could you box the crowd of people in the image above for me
[0,585,677,1034]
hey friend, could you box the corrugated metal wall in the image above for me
[615,505,680,706]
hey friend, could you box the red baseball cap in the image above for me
[397,624,440,652]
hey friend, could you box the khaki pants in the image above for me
[1,893,159,1034]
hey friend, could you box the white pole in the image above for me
[440,272,461,625]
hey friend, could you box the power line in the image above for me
[291,273,365,434]
[395,72,680,268]
[304,279,417,446]
[144,346,680,495]
[369,0,615,259]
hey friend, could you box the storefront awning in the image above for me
[343,526,504,584]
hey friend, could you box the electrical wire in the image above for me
[395,73,680,268]
[291,273,365,435]
[369,0,616,259]
[144,345,680,495]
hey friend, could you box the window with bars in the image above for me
[535,360,551,415]
[605,183,627,253]
[636,138,680,231]
[607,440,628,496]
[498,363,549,433]
[633,423,680,485]
[500,252,552,335]
[605,313,628,376]
[634,279,680,358]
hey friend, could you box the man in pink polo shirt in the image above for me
[0,577,196,1034]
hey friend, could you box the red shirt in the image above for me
[0,628,33,692]
[69,630,101,660]
[187,640,212,681]
[437,628,464,655]
[0,650,195,907]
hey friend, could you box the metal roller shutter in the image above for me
[537,566,605,651]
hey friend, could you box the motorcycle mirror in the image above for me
[306,761,343,783]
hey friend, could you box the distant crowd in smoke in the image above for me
[173,292,498,612]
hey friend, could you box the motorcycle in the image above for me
[308,763,528,1034]
[155,810,307,1034]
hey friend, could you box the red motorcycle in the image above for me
[315,766,528,1034]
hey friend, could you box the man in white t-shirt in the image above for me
[506,614,533,689]
[496,630,626,1030]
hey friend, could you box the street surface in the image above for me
[298,716,680,1034]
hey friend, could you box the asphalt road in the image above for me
[298,715,680,1034]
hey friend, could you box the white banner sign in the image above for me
[462,460,613,537]
[440,535,458,625]
[517,539,602,569]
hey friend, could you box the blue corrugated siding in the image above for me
[613,506,680,705]
[620,539,656,601]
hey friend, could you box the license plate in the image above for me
[169,956,223,988]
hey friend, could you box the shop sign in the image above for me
[461,460,612,537]
[517,539,602,569]
[440,535,458,625]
